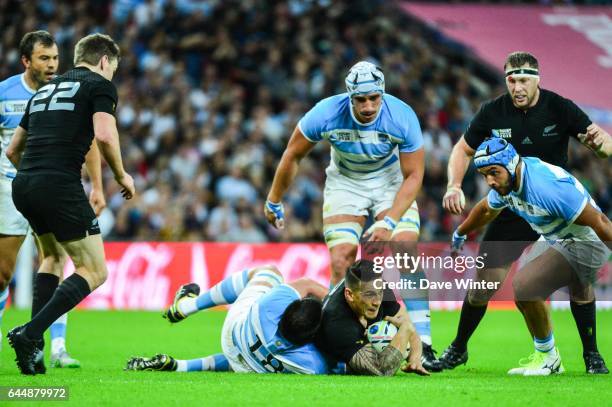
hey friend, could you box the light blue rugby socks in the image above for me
[400,271,432,346]
[176,354,230,372]
[178,270,250,316]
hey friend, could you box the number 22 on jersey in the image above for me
[30,82,81,113]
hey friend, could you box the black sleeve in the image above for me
[464,103,491,150]
[562,96,592,138]
[317,316,366,363]
[381,297,401,317]
[18,99,32,130]
[91,81,118,115]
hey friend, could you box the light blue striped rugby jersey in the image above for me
[0,74,36,179]
[298,93,423,181]
[487,157,601,242]
[233,284,345,374]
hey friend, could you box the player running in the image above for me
[264,61,441,371]
[127,266,344,374]
[0,30,104,370]
[452,138,610,376]
[6,33,134,375]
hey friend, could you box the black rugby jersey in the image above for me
[315,281,400,363]
[18,67,117,178]
[464,89,591,169]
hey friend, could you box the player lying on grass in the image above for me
[316,259,428,376]
[452,138,611,376]
[126,266,346,374]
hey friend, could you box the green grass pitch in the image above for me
[1,308,610,406]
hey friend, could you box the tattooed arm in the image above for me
[348,312,415,376]
[348,342,405,376]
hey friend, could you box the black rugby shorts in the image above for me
[12,173,100,242]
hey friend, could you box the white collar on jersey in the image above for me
[20,73,36,95]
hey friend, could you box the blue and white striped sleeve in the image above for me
[297,102,325,143]
[541,179,589,224]
[398,107,423,153]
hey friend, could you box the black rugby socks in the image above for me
[570,301,598,354]
[451,299,488,352]
[31,273,60,318]
[25,274,91,339]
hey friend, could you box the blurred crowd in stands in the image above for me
[1,0,609,243]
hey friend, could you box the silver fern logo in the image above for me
[542,124,558,137]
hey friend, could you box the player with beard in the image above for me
[451,138,610,375]
[440,51,611,374]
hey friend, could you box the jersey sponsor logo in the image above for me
[1,100,28,115]
[492,128,512,139]
[522,136,533,144]
[542,124,558,137]
[335,131,355,142]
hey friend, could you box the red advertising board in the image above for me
[61,242,609,310]
[67,242,331,310]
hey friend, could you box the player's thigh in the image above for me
[227,266,284,323]
[513,247,573,301]
[322,170,370,221]
[554,239,609,303]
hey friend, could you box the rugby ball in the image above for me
[367,320,398,352]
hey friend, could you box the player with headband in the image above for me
[440,51,611,374]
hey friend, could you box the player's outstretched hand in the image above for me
[578,124,606,152]
[264,200,285,229]
[116,173,135,200]
[401,361,430,376]
[89,188,107,216]
[442,186,466,215]
[450,229,466,256]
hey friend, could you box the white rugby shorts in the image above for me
[0,176,29,235]
[220,272,283,373]
[322,166,419,234]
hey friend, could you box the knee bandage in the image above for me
[323,222,363,248]
[391,207,420,237]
